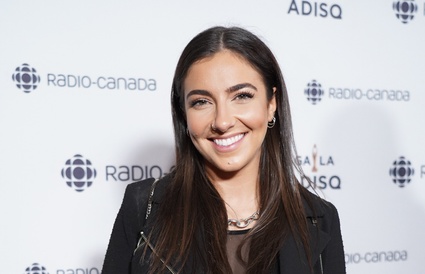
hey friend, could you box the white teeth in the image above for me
[214,134,244,147]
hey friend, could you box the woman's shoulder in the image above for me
[117,174,172,228]
[124,173,171,204]
[300,187,339,219]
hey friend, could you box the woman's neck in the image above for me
[207,170,260,230]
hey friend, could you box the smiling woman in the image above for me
[102,26,346,274]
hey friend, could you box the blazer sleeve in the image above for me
[101,179,153,274]
[321,202,346,274]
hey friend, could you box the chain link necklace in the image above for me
[228,211,260,228]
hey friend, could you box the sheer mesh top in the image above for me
[227,229,250,274]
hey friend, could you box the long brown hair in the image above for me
[146,26,314,273]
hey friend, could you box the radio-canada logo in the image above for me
[12,63,41,93]
[25,263,49,274]
[389,156,415,187]
[61,154,97,192]
[305,80,325,105]
[393,0,418,24]
[304,78,410,103]
[11,64,157,93]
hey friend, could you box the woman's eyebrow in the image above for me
[226,83,257,93]
[186,89,211,99]
[186,83,257,100]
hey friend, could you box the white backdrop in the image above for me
[1,0,424,273]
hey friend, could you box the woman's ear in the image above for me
[268,87,277,120]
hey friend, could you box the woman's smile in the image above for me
[211,133,245,147]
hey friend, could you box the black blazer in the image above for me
[102,176,346,273]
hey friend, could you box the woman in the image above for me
[102,26,345,274]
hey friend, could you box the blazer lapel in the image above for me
[278,194,331,274]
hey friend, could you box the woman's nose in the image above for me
[212,104,235,133]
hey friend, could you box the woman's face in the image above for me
[183,50,276,179]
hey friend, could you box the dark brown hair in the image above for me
[147,26,314,273]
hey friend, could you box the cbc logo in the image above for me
[305,80,324,105]
[61,154,97,192]
[389,156,415,188]
[393,0,418,24]
[25,263,49,274]
[12,63,41,93]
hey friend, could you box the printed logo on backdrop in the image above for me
[11,64,157,92]
[60,153,169,187]
[303,79,410,104]
[297,144,341,189]
[25,263,49,274]
[61,154,97,192]
[105,164,167,182]
[393,0,418,23]
[288,0,342,19]
[12,64,41,93]
[345,250,408,264]
[389,156,414,187]
[305,80,325,105]
[24,262,99,274]
[388,156,425,188]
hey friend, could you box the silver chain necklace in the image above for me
[228,211,260,228]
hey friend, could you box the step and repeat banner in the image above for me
[1,0,424,273]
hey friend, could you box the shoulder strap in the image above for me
[145,178,159,220]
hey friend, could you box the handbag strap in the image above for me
[145,178,159,220]
[134,178,160,256]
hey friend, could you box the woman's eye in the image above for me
[235,92,254,100]
[190,98,209,107]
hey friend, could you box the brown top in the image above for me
[227,229,250,274]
